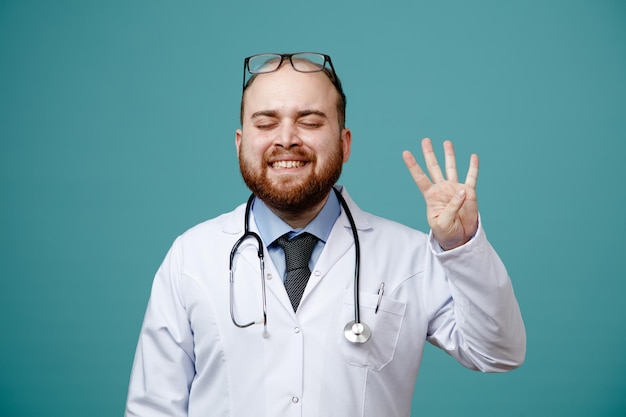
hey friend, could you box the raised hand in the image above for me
[402,138,479,250]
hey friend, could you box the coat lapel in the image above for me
[299,187,373,309]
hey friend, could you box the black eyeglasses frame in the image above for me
[242,52,338,91]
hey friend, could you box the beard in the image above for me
[239,141,344,213]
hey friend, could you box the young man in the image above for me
[125,52,525,417]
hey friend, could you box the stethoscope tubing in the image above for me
[229,194,267,329]
[332,188,362,327]
[229,186,370,343]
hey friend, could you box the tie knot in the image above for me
[275,233,318,272]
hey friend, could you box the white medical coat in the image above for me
[125,188,526,417]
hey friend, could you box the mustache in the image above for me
[266,148,316,161]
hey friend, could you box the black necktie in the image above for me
[275,233,318,312]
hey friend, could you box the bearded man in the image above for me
[125,52,526,417]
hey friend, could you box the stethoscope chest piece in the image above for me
[344,320,371,344]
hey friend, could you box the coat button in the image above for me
[266,273,272,280]
[294,327,301,334]
[292,396,300,403]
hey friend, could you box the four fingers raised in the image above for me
[403,138,479,189]
[403,137,480,250]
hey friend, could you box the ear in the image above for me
[341,128,352,163]
[235,129,242,158]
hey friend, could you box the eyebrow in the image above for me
[250,109,328,119]
[297,110,327,119]
[251,110,278,119]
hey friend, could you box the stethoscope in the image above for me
[229,186,372,344]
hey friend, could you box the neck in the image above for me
[266,193,330,229]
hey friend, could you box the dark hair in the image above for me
[240,66,347,129]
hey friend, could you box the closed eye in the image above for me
[251,111,279,130]
[297,110,327,129]
[299,121,323,128]
[256,122,278,130]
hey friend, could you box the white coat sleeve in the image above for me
[125,237,195,416]
[425,220,526,372]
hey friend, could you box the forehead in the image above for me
[242,65,340,117]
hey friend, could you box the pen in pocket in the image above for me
[375,282,385,314]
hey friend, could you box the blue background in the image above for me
[1,1,625,416]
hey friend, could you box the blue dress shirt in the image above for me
[251,191,341,282]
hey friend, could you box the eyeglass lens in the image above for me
[247,53,327,74]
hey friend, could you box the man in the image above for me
[125,52,525,417]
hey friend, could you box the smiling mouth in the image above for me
[271,160,307,169]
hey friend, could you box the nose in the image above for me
[274,122,302,148]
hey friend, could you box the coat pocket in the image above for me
[339,289,407,371]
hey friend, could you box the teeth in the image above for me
[272,160,305,169]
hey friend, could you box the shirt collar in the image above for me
[252,190,341,245]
